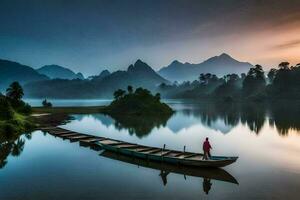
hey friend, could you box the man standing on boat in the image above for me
[203,137,212,160]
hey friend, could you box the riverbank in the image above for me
[32,106,106,114]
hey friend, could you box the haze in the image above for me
[0,0,299,76]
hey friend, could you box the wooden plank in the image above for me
[39,127,57,130]
[49,131,73,135]
[69,135,93,142]
[161,151,172,156]
[135,147,156,152]
[144,148,162,154]
[183,153,199,159]
[116,144,139,149]
[79,138,105,143]
[174,152,189,158]
[110,142,130,146]
[59,133,79,139]
[100,140,121,145]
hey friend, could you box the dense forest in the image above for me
[159,62,300,101]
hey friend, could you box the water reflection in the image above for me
[108,114,172,138]
[100,150,238,192]
[0,132,30,169]
[178,101,300,135]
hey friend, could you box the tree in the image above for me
[113,89,126,100]
[42,99,52,108]
[6,82,24,102]
[155,93,161,101]
[278,62,290,70]
[242,65,266,96]
[0,96,14,120]
[267,68,277,84]
[127,85,133,94]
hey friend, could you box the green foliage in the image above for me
[6,81,24,102]
[0,82,34,136]
[105,86,174,116]
[113,89,126,100]
[242,65,266,97]
[160,62,300,101]
[0,96,14,120]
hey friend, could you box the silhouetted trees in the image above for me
[6,81,24,103]
[42,99,52,108]
[159,61,300,101]
[242,65,266,98]
[113,89,126,100]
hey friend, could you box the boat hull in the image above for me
[98,143,238,168]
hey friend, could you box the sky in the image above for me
[0,0,299,76]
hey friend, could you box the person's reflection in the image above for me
[203,178,212,194]
[159,170,170,186]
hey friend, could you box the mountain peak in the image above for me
[218,53,232,59]
[100,69,110,76]
[128,59,153,73]
[170,60,182,65]
[158,54,252,82]
[134,59,145,65]
[37,64,84,80]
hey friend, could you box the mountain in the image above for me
[0,59,49,92]
[94,59,170,91]
[24,60,169,98]
[158,53,253,82]
[89,70,111,80]
[36,65,84,80]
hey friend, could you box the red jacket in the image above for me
[203,141,212,152]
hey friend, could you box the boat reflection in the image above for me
[100,150,238,190]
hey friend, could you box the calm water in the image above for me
[1,100,300,199]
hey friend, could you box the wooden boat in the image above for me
[41,127,238,168]
[100,150,238,184]
[95,140,238,168]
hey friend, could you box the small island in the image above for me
[103,86,174,116]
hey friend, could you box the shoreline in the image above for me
[32,106,106,114]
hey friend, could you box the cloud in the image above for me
[272,39,300,50]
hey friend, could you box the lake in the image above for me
[1,100,300,199]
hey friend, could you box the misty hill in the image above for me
[0,59,49,92]
[89,70,111,80]
[37,65,84,80]
[24,60,169,98]
[158,53,253,82]
[92,60,169,91]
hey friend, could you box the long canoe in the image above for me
[101,150,238,184]
[41,127,238,168]
[95,141,238,168]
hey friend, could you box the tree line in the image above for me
[159,62,300,101]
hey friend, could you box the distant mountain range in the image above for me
[24,60,169,98]
[0,59,48,92]
[158,53,253,82]
[37,65,84,80]
[0,53,254,97]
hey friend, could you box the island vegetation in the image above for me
[103,86,174,116]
